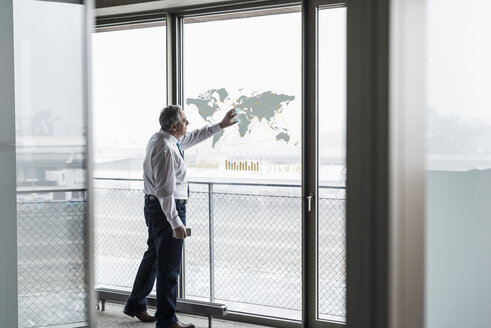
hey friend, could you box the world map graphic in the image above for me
[186,88,296,147]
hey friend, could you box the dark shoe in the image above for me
[168,321,195,328]
[123,309,156,322]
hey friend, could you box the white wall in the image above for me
[390,0,426,326]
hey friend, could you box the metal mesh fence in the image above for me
[318,197,346,321]
[183,191,211,298]
[94,182,346,322]
[187,192,303,311]
[94,187,149,291]
[17,199,88,328]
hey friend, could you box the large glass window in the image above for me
[14,0,89,326]
[92,23,167,292]
[182,8,302,320]
[425,1,491,327]
[318,6,347,323]
[92,23,167,179]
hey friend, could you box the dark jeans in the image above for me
[124,198,186,328]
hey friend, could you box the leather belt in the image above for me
[145,194,187,204]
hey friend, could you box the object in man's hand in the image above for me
[186,227,191,237]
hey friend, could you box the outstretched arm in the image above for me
[179,108,238,149]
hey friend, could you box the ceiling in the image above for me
[95,0,272,16]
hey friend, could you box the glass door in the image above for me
[181,6,303,321]
[178,2,347,327]
[317,5,347,324]
[304,1,347,327]
[13,0,92,326]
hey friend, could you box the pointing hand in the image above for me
[219,108,239,129]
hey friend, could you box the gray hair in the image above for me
[159,105,182,131]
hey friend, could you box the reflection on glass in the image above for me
[426,2,491,172]
[92,24,167,179]
[425,2,491,327]
[183,9,302,320]
[13,0,88,326]
[318,7,347,323]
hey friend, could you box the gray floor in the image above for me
[96,302,273,328]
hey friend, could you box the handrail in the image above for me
[17,188,86,194]
[93,177,345,189]
[91,175,345,325]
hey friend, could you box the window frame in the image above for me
[93,0,391,327]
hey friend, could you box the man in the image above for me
[123,105,237,328]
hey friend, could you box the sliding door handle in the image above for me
[306,193,313,212]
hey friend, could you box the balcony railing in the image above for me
[94,178,346,323]
[17,190,88,328]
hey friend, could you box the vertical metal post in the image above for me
[346,0,390,327]
[180,235,186,299]
[169,11,186,299]
[208,183,215,302]
[0,1,18,327]
[84,0,96,326]
[166,12,179,105]
[302,0,318,326]
[208,183,215,328]
[166,11,183,106]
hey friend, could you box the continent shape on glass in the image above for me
[185,88,228,123]
[186,88,295,147]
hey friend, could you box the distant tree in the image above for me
[427,108,491,154]
[31,110,60,136]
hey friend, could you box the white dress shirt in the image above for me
[143,124,222,229]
